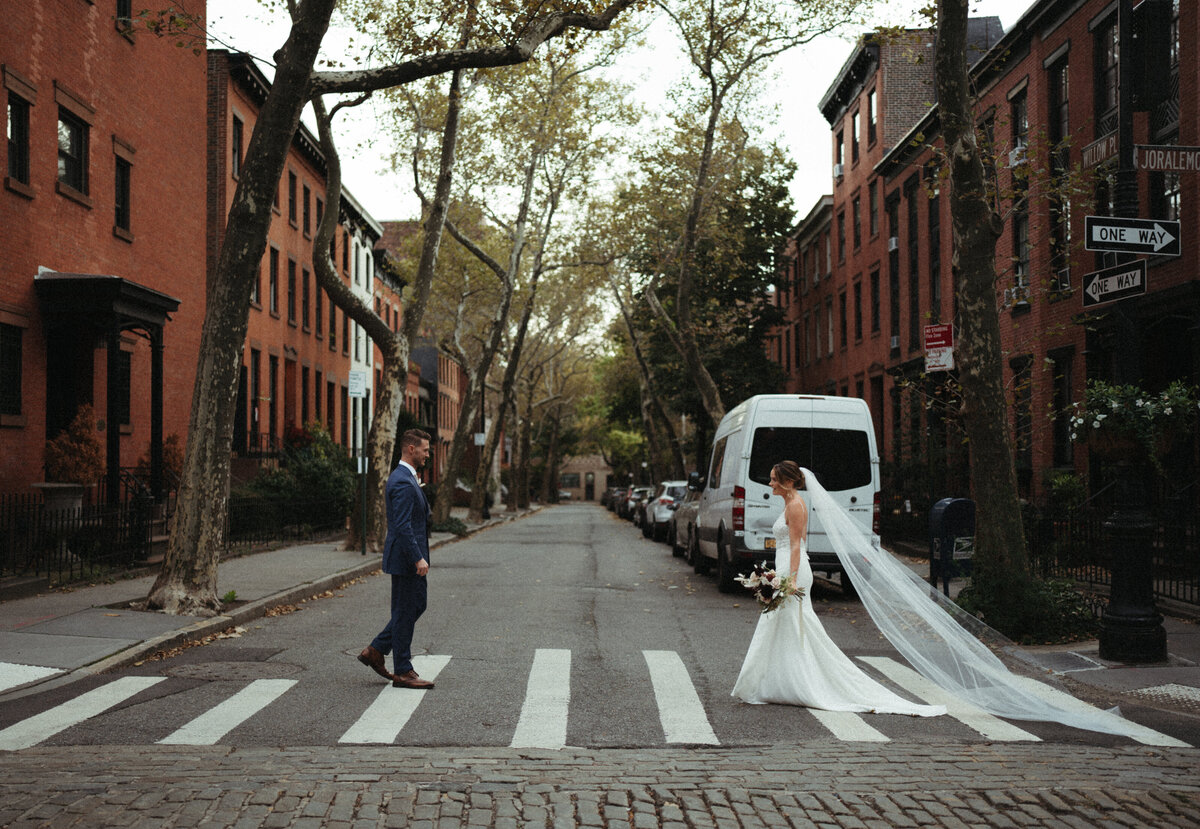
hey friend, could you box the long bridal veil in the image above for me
[801,468,1179,742]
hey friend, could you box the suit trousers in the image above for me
[369,572,427,675]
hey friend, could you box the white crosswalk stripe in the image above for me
[0,676,165,751]
[0,651,1189,750]
[339,654,452,744]
[809,709,890,742]
[0,662,62,694]
[643,650,719,744]
[510,648,571,748]
[857,656,1042,742]
[158,679,298,745]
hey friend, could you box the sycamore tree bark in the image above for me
[935,0,1033,632]
[148,0,637,614]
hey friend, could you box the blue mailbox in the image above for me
[929,497,975,596]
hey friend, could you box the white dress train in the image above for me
[731,511,945,717]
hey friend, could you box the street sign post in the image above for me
[1084,215,1180,256]
[923,322,954,372]
[1082,260,1147,308]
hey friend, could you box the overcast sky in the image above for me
[205,0,1037,224]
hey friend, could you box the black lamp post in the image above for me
[1097,0,1167,663]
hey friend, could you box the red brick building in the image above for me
[208,51,384,476]
[770,0,1197,508]
[1,3,208,498]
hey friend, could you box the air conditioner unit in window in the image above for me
[833,163,845,180]
[1008,143,1027,168]
[1056,268,1070,290]
[889,335,900,350]
[887,236,900,252]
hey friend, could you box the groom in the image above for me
[359,428,435,689]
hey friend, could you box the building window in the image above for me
[249,349,260,444]
[837,211,846,262]
[1011,355,1033,494]
[302,268,311,329]
[852,196,862,250]
[1151,135,1182,222]
[1048,56,1071,291]
[342,230,350,272]
[301,366,310,425]
[116,0,133,30]
[0,322,22,417]
[314,370,323,421]
[851,109,860,164]
[57,108,88,194]
[1012,210,1030,305]
[329,300,337,351]
[826,297,834,356]
[1094,17,1118,137]
[287,171,297,225]
[853,281,863,341]
[839,291,847,348]
[905,178,920,350]
[268,355,278,441]
[315,287,323,337]
[870,268,880,333]
[114,156,131,234]
[231,115,243,179]
[803,313,811,365]
[835,130,844,169]
[1050,349,1074,468]
[251,263,261,307]
[887,196,900,347]
[287,259,297,324]
[867,88,877,145]
[928,190,940,322]
[868,180,878,237]
[342,311,349,354]
[269,248,279,316]
[7,91,31,186]
[302,184,311,236]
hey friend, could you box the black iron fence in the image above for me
[2,491,348,589]
[0,493,154,586]
[1026,507,1199,609]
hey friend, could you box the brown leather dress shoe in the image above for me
[392,670,434,689]
[358,646,394,681]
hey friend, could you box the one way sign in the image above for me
[1082,260,1148,308]
[1085,216,1180,256]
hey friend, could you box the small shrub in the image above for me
[221,590,238,605]
[956,577,1100,645]
[44,405,105,484]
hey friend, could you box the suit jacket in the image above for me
[382,462,431,575]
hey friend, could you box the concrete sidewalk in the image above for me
[0,506,534,698]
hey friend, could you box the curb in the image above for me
[75,506,539,678]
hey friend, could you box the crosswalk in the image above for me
[0,652,1189,751]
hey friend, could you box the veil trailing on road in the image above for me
[800,468,1180,743]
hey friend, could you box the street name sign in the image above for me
[923,322,954,372]
[1082,260,1147,308]
[1082,132,1118,169]
[1135,144,1200,172]
[1084,215,1180,256]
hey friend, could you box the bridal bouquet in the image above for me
[734,563,804,613]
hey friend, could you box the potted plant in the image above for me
[37,404,105,512]
[1069,379,1199,473]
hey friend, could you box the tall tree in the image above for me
[147,0,638,615]
[933,0,1033,632]
[641,0,866,424]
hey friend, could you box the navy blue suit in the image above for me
[369,461,430,675]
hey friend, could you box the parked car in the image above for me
[642,480,688,541]
[692,394,881,593]
[601,486,622,509]
[608,486,629,513]
[623,486,653,522]
[668,486,701,559]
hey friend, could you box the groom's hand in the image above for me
[416,558,429,576]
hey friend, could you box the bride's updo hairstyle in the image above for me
[772,461,806,490]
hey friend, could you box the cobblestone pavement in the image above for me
[2,742,1197,827]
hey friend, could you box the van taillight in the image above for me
[732,486,745,531]
[872,491,881,535]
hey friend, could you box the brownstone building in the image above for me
[1,2,208,498]
[771,0,1197,509]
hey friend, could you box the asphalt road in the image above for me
[1,504,1196,750]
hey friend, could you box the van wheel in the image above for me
[841,570,858,599]
[716,538,738,594]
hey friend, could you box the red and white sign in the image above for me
[924,323,954,372]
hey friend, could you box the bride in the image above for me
[731,461,945,716]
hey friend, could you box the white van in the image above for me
[691,394,881,593]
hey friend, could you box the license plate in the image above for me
[764,538,775,550]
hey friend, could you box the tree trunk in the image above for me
[431,366,480,525]
[935,0,1032,630]
[541,413,561,502]
[146,1,338,615]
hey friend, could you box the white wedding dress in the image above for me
[731,510,945,716]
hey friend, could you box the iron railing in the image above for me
[0,493,154,586]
